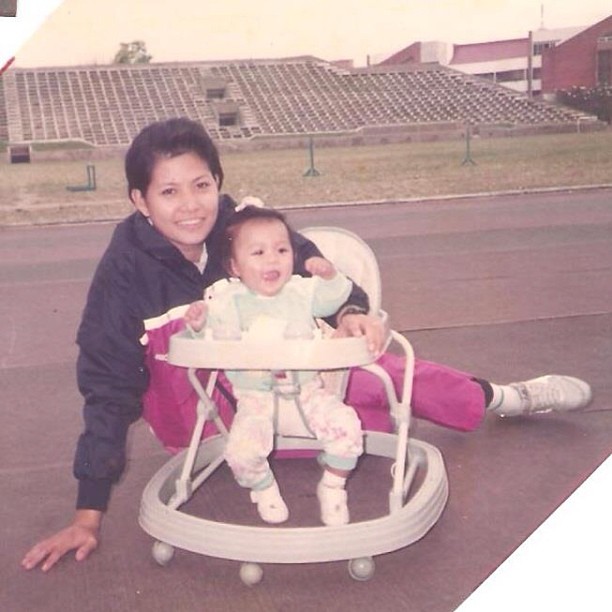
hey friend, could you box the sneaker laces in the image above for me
[516,380,562,413]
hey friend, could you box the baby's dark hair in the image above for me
[125,117,224,201]
[221,205,296,273]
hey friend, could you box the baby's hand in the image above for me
[305,256,336,280]
[184,300,208,333]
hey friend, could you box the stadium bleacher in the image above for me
[0,56,598,148]
[0,77,8,143]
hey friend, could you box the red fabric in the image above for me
[345,353,486,433]
[141,317,235,449]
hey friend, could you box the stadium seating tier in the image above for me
[0,58,592,147]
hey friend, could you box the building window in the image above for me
[218,111,238,127]
[597,49,612,85]
[533,41,556,56]
[206,87,225,100]
[496,69,526,83]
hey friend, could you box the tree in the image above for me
[557,85,612,124]
[113,41,152,65]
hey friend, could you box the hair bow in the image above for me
[235,196,266,212]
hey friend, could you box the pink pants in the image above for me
[143,352,486,452]
[344,353,486,433]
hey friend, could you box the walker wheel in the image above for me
[348,556,375,581]
[240,562,264,586]
[152,541,175,566]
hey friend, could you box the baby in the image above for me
[185,205,364,526]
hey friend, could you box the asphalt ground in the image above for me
[1,188,611,611]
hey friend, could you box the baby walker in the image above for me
[139,227,449,583]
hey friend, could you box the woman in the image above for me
[21,117,591,572]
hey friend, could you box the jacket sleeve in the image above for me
[73,251,148,511]
[291,229,370,323]
[311,273,353,318]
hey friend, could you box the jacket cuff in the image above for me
[76,478,113,512]
[336,304,368,324]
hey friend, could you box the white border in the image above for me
[457,454,612,612]
[0,0,64,68]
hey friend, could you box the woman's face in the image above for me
[131,151,220,262]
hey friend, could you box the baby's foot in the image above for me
[317,482,349,526]
[250,481,289,524]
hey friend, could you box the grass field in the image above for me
[1,129,611,226]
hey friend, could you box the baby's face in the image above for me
[229,218,294,296]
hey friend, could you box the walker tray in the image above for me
[168,329,375,370]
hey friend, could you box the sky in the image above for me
[1,0,611,70]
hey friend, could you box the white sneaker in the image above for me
[250,481,289,524]
[317,482,349,526]
[502,375,592,416]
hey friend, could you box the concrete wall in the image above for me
[13,121,604,164]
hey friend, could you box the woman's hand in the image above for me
[21,509,102,572]
[335,312,387,356]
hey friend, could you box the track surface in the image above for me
[1,189,610,611]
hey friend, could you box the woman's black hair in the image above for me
[124,117,224,200]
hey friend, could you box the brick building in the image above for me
[541,15,612,95]
[380,14,612,98]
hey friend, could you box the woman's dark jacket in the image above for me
[74,195,369,510]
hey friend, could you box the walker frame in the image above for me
[139,226,449,583]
